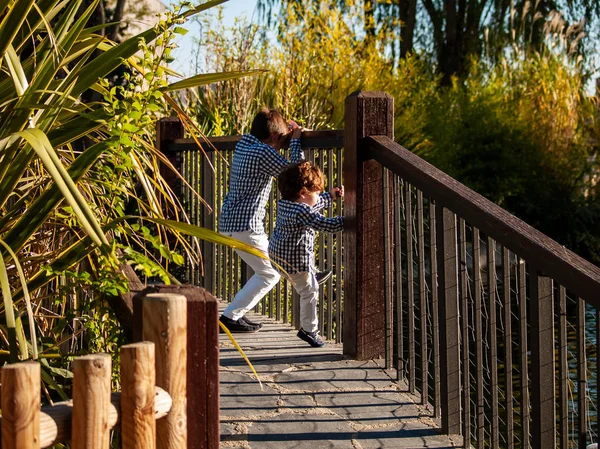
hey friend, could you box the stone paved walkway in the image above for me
[219,309,462,448]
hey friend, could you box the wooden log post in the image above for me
[529,270,555,449]
[436,207,461,435]
[72,354,112,449]
[143,293,187,449]
[121,342,157,449]
[343,91,394,359]
[1,361,41,449]
[138,285,219,449]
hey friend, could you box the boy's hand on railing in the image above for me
[330,186,344,199]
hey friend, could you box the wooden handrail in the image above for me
[367,134,600,304]
[164,129,344,152]
[4,387,173,448]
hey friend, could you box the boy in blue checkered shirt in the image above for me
[219,108,304,333]
[269,161,344,347]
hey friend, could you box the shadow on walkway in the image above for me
[219,307,462,448]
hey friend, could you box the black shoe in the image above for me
[241,315,263,329]
[297,328,325,347]
[219,315,260,333]
[315,270,332,285]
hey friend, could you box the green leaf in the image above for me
[164,69,267,92]
[0,0,36,61]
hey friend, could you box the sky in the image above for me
[170,0,260,76]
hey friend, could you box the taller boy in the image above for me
[218,108,304,332]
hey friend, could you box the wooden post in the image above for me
[143,293,187,449]
[156,117,185,193]
[72,354,112,449]
[138,285,219,449]
[436,207,461,435]
[121,342,156,449]
[529,270,555,449]
[343,91,394,359]
[1,361,40,449]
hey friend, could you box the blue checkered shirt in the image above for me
[269,192,344,274]
[218,134,304,234]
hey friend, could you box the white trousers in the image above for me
[221,231,281,321]
[289,271,319,333]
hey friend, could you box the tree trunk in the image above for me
[399,0,417,58]
[109,0,127,42]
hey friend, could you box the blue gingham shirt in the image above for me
[269,192,344,274]
[219,134,304,234]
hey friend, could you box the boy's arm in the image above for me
[298,208,344,233]
[312,192,332,212]
[289,137,304,162]
[262,145,295,177]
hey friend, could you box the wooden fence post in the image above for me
[436,207,461,435]
[529,270,555,449]
[72,354,112,449]
[143,293,187,449]
[157,117,185,194]
[1,361,40,449]
[121,342,156,449]
[343,91,394,359]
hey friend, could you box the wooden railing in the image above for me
[158,123,345,340]
[344,91,600,449]
[0,291,219,449]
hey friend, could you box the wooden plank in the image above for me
[143,293,187,449]
[528,271,555,449]
[473,228,484,447]
[502,247,514,449]
[406,183,416,392]
[121,342,156,449]
[577,297,587,449]
[167,130,345,152]
[459,219,470,441]
[394,177,404,381]
[383,168,393,369]
[436,206,461,435]
[518,260,530,448]
[558,286,568,449]
[1,361,40,449]
[366,135,600,304]
[487,238,499,448]
[72,354,112,449]
[417,190,428,403]
[430,202,440,418]
[342,91,394,359]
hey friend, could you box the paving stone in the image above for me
[274,360,397,392]
[220,371,281,418]
[354,422,460,448]
[315,391,424,424]
[219,309,460,448]
[244,413,357,449]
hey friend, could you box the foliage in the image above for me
[183,1,600,264]
[0,0,267,399]
[257,0,600,82]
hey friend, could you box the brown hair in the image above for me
[250,107,289,140]
[278,161,326,201]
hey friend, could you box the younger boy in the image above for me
[269,161,344,347]
[218,108,304,333]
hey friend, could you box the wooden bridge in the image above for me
[155,91,600,449]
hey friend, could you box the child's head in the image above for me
[278,161,325,206]
[250,107,289,147]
